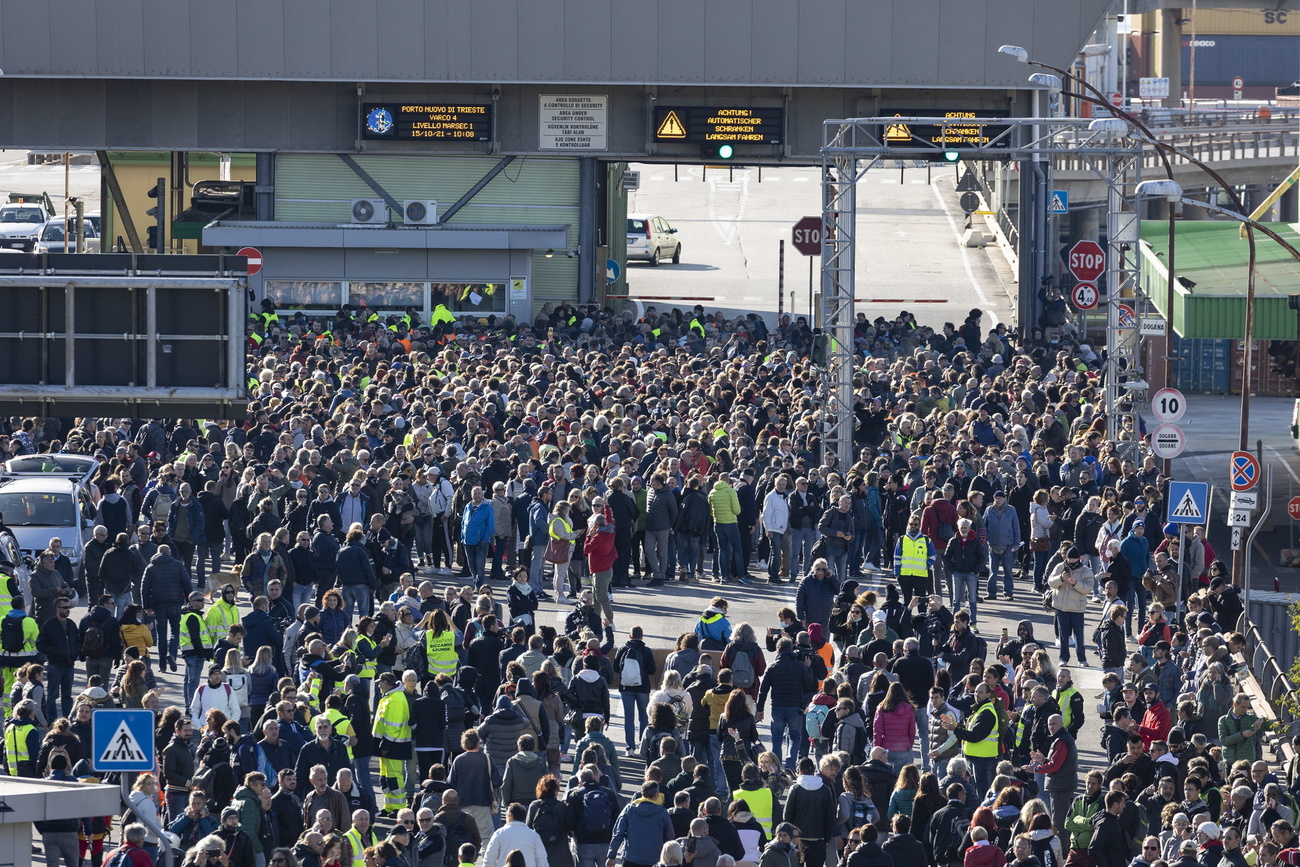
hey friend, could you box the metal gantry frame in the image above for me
[819,116,1148,470]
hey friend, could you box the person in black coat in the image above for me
[1087,792,1132,867]
[881,815,927,867]
[216,805,257,867]
[844,824,894,867]
[928,786,973,867]
[465,616,506,706]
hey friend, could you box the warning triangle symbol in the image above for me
[99,719,148,765]
[656,111,687,139]
[884,115,912,142]
[1171,490,1201,520]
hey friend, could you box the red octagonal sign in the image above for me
[1289,497,1300,521]
[791,216,823,257]
[1068,240,1105,283]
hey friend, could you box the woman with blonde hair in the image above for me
[221,647,250,730]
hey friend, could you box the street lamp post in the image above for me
[1000,43,1268,588]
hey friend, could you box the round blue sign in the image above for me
[606,258,620,282]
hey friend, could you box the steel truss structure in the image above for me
[818,116,1151,470]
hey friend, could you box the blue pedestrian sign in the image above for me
[1167,481,1209,526]
[92,708,155,772]
[1049,190,1069,214]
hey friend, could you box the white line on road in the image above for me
[931,182,998,328]
[1266,446,1300,484]
[791,177,809,182]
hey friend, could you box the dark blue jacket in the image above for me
[241,608,282,666]
[141,551,192,608]
[336,541,376,588]
[311,531,341,585]
[166,496,207,544]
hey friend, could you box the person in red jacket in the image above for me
[963,825,1007,867]
[583,510,617,626]
[1131,683,1171,748]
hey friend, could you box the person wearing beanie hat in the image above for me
[216,800,257,867]
[762,822,800,867]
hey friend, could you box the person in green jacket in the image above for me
[1064,770,1105,854]
[708,477,744,584]
[1218,694,1264,766]
[231,771,268,859]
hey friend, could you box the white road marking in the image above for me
[1266,446,1300,484]
[791,177,809,182]
[931,183,998,328]
[878,179,898,184]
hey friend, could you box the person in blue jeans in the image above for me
[613,627,657,750]
[714,521,744,584]
[983,491,1021,600]
[756,636,817,770]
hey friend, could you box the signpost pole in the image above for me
[778,240,785,320]
[809,256,814,326]
[1243,464,1273,617]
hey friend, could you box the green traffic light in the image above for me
[717,144,735,159]
[943,150,960,162]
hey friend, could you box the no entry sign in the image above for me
[236,247,263,276]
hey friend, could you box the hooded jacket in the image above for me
[784,774,836,841]
[608,798,675,866]
[501,749,549,806]
[476,703,531,769]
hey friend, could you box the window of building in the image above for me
[348,281,424,311]
[264,280,344,310]
[434,281,506,314]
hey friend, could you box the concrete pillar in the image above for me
[1155,10,1183,108]
[255,153,275,221]
[578,157,597,303]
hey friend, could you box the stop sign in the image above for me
[791,216,823,256]
[1069,240,1106,283]
[1289,497,1300,521]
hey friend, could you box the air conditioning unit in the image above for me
[349,198,387,224]
[403,200,438,226]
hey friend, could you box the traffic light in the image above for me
[702,143,735,160]
[146,177,166,253]
[811,331,829,366]
[146,225,159,252]
[926,148,962,163]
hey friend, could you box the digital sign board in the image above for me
[361,103,494,141]
[882,109,1012,149]
[653,106,784,145]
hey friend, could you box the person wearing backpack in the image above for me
[721,623,766,701]
[614,627,657,751]
[565,765,617,867]
[757,637,816,772]
[79,593,123,686]
[525,774,574,867]
[0,599,39,711]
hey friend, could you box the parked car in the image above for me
[627,214,681,266]
[0,454,102,568]
[34,218,101,253]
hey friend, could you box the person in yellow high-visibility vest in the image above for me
[422,610,459,682]
[343,810,378,867]
[733,764,774,837]
[0,598,38,719]
[3,699,39,777]
[941,683,1001,794]
[372,671,411,814]
[892,514,936,608]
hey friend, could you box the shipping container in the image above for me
[1187,9,1300,38]
[1230,338,1299,396]
[1171,336,1232,393]
[1180,35,1300,88]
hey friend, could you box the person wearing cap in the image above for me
[373,671,412,815]
[1046,548,1095,667]
[179,590,214,700]
[215,801,257,867]
[983,490,1021,602]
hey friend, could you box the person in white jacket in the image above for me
[189,665,242,725]
[761,477,792,584]
[481,803,549,867]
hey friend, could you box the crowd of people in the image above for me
[0,301,1296,867]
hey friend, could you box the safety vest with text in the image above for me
[425,629,458,679]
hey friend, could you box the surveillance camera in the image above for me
[492,88,501,100]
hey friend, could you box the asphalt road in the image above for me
[624,161,1019,331]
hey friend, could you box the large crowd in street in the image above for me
[0,300,1296,867]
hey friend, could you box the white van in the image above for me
[0,454,101,568]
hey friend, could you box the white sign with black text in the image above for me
[539,95,609,150]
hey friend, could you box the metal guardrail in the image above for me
[1235,611,1300,765]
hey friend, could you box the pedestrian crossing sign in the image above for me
[885,116,912,142]
[1049,190,1069,214]
[92,708,155,771]
[1167,480,1209,526]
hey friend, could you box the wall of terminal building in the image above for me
[0,78,1031,159]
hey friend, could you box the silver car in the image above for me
[627,214,681,266]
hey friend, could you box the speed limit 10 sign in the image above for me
[1071,282,1099,311]
[1151,387,1186,424]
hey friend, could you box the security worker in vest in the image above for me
[372,671,412,814]
[180,591,213,702]
[941,682,1000,795]
[344,808,378,867]
[421,609,459,682]
[3,699,40,777]
[0,595,38,718]
[893,514,937,607]
[353,617,382,697]
[732,762,774,838]
[1052,669,1085,739]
